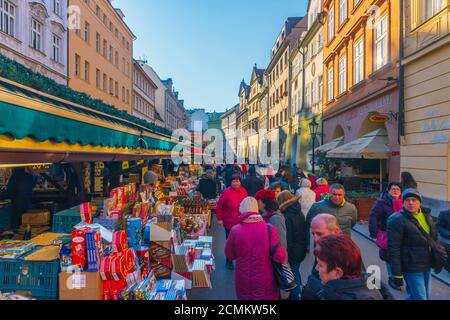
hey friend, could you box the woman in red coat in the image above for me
[217,174,248,269]
[225,197,287,300]
[314,178,331,202]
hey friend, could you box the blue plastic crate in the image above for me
[0,202,12,231]
[0,249,60,300]
[52,208,81,234]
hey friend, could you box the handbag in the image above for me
[375,230,388,250]
[408,216,448,274]
[268,224,298,291]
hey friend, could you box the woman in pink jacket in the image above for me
[216,174,248,269]
[225,197,287,300]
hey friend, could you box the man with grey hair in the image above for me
[306,183,358,247]
[296,178,316,217]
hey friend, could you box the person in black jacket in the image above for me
[387,189,439,300]
[277,191,307,300]
[437,210,450,273]
[242,166,265,197]
[302,214,394,300]
[196,170,218,200]
[313,233,385,300]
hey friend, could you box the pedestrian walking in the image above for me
[255,189,288,254]
[368,182,403,290]
[313,233,384,300]
[387,189,444,300]
[295,178,316,217]
[437,209,450,272]
[277,191,307,300]
[242,165,265,197]
[225,197,287,300]
[291,167,307,191]
[216,174,248,269]
[306,184,358,247]
[314,178,330,201]
[196,169,219,200]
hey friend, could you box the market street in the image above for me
[189,215,450,301]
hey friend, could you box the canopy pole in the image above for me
[380,159,383,193]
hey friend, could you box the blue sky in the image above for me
[115,0,309,112]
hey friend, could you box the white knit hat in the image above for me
[239,197,259,214]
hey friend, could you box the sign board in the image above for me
[369,114,390,123]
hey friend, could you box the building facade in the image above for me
[322,0,401,181]
[247,65,265,162]
[0,0,68,84]
[132,59,158,124]
[267,17,303,162]
[221,105,239,161]
[138,62,166,128]
[237,80,250,160]
[68,0,135,112]
[401,0,450,214]
[162,79,186,131]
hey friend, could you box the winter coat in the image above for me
[437,210,450,241]
[387,209,438,276]
[278,197,307,266]
[291,172,307,191]
[314,185,330,201]
[306,199,358,246]
[318,277,384,300]
[242,174,265,197]
[216,186,248,230]
[302,262,395,300]
[197,175,218,200]
[263,211,288,258]
[296,188,316,217]
[225,212,287,300]
[369,193,400,238]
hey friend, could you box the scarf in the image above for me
[242,214,264,224]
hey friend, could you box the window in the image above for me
[0,0,15,37]
[354,39,364,84]
[311,79,317,104]
[115,28,118,38]
[318,75,323,102]
[31,19,42,51]
[96,33,100,52]
[115,51,119,67]
[328,7,334,41]
[103,40,107,57]
[126,90,130,104]
[305,84,310,108]
[103,73,107,91]
[53,0,61,16]
[375,16,388,70]
[96,5,100,17]
[52,34,61,62]
[339,0,347,25]
[84,22,90,43]
[318,31,324,49]
[96,69,100,88]
[115,81,119,98]
[103,14,107,25]
[84,61,90,81]
[109,45,113,62]
[424,0,445,21]
[339,56,346,94]
[122,86,125,102]
[75,54,80,77]
[327,68,334,101]
[109,78,113,95]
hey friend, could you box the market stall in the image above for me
[0,172,216,300]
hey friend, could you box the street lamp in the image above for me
[309,118,319,174]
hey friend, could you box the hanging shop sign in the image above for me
[368,114,390,123]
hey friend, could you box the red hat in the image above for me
[254,189,276,201]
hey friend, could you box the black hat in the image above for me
[402,188,422,203]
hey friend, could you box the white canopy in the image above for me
[315,136,345,153]
[327,129,389,159]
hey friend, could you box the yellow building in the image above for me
[322,0,401,182]
[68,0,135,113]
[401,0,450,213]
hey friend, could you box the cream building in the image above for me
[221,105,239,162]
[401,0,450,214]
[247,65,265,163]
[133,59,158,124]
[139,62,167,128]
[237,80,250,161]
[0,0,68,84]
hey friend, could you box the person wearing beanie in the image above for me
[242,165,265,197]
[217,173,248,269]
[387,188,441,300]
[368,182,403,290]
[255,190,288,259]
[277,191,307,300]
[225,197,287,300]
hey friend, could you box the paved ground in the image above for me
[188,215,450,300]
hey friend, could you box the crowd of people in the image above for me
[200,163,450,301]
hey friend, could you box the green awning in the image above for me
[0,101,175,151]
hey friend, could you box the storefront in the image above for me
[322,90,401,188]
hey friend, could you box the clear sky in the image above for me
[114,0,309,113]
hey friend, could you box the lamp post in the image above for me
[309,118,319,174]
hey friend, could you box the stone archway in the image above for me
[332,125,345,140]
[357,119,386,138]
